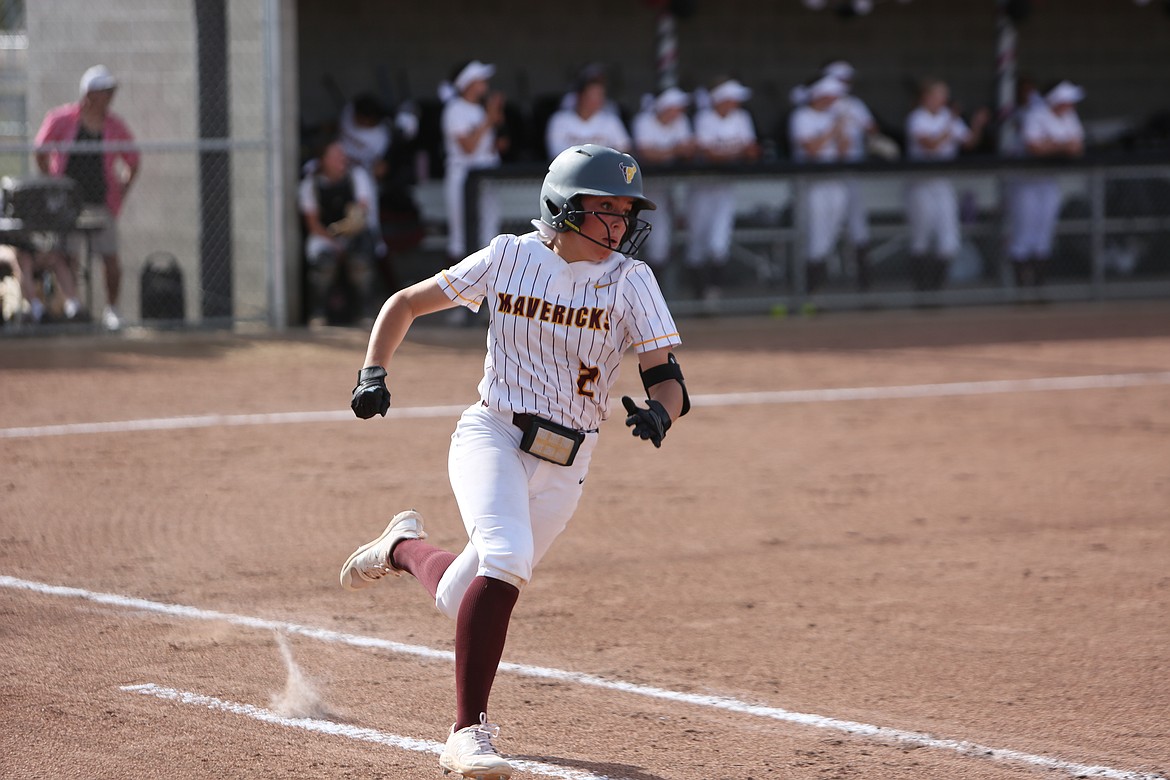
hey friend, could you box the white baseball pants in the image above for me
[434,403,597,620]
[641,184,675,268]
[444,165,502,258]
[685,184,737,266]
[803,179,850,261]
[906,178,961,258]
[1008,177,1062,260]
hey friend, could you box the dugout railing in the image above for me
[464,154,1170,317]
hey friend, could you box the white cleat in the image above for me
[439,714,512,779]
[101,305,122,331]
[338,510,427,591]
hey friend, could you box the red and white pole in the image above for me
[655,11,679,91]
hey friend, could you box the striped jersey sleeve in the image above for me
[615,261,682,353]
[436,237,506,311]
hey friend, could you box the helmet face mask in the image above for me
[552,198,653,256]
[540,144,656,256]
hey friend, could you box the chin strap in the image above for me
[562,210,652,256]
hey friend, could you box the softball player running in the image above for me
[340,144,689,779]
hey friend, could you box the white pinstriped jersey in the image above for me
[437,231,681,431]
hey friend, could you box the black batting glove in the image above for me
[621,396,672,448]
[351,366,391,419]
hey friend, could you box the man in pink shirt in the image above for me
[34,65,140,330]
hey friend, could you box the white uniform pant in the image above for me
[445,164,501,258]
[803,179,850,261]
[1008,176,1062,261]
[906,178,961,258]
[434,403,597,620]
[685,184,736,266]
[641,184,674,268]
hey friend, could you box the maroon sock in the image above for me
[390,538,456,600]
[454,576,519,730]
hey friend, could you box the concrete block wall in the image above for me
[25,0,273,325]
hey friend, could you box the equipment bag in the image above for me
[140,251,185,322]
[1,176,82,232]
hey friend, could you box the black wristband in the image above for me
[646,399,672,432]
[357,366,387,385]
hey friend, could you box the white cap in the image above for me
[1046,81,1085,107]
[822,61,855,82]
[710,79,751,105]
[80,65,117,96]
[654,87,690,112]
[809,75,847,100]
[454,60,495,92]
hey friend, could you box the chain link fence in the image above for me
[0,0,279,332]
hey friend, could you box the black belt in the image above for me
[482,402,597,435]
[511,412,538,434]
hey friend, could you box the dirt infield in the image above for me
[2,300,1168,780]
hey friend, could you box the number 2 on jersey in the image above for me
[577,361,600,398]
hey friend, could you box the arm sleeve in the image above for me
[952,117,971,145]
[789,109,814,144]
[607,115,632,151]
[621,262,682,353]
[853,99,875,128]
[33,107,64,148]
[545,113,568,158]
[693,112,716,149]
[443,101,483,141]
[631,114,653,148]
[736,110,758,144]
[297,176,317,215]
[351,166,376,208]
[435,239,497,312]
[1022,110,1047,145]
[109,113,140,168]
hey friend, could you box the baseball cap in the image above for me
[809,75,847,100]
[654,87,690,112]
[453,60,495,92]
[80,64,118,95]
[1046,81,1085,106]
[710,79,751,105]
[822,61,855,82]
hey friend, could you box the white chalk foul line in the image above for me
[3,371,1169,440]
[0,404,470,440]
[120,683,617,780]
[692,371,1170,408]
[3,575,1163,780]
